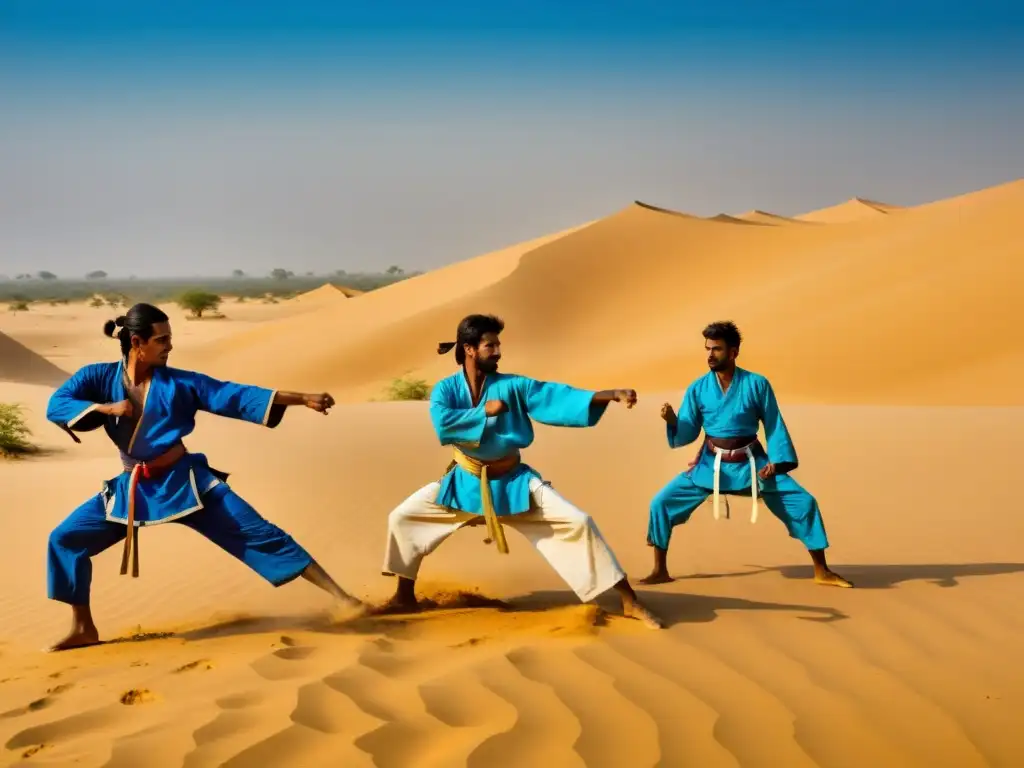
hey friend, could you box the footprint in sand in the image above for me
[1,682,75,719]
[119,688,156,705]
[22,743,49,758]
[174,659,214,673]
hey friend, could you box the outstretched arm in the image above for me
[521,380,634,428]
[186,372,334,428]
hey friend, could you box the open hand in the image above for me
[105,400,133,419]
[758,462,776,480]
[660,403,677,425]
[614,389,638,408]
[304,393,335,414]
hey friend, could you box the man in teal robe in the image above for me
[642,321,853,588]
[380,313,663,628]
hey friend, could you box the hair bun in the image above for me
[102,319,118,338]
[115,315,126,327]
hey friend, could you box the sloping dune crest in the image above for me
[182,179,1024,405]
[0,331,69,387]
[737,210,813,225]
[796,196,903,223]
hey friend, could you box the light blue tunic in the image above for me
[667,367,798,493]
[429,371,608,515]
[46,360,282,526]
[648,366,829,552]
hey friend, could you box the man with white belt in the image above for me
[640,321,853,588]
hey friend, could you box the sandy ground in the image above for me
[1,181,1023,767]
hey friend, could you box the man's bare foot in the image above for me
[328,598,370,623]
[47,625,100,653]
[815,569,854,588]
[637,571,675,585]
[623,600,664,629]
[373,595,421,616]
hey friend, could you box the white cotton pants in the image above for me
[382,477,627,603]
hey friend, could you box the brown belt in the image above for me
[703,436,764,462]
[119,442,188,577]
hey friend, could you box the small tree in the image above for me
[38,270,58,280]
[178,289,222,318]
[86,270,107,280]
[8,301,28,313]
[386,265,404,276]
[89,296,105,308]
[232,269,245,278]
[270,268,293,280]
[0,403,33,457]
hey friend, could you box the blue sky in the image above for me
[1,1,1023,277]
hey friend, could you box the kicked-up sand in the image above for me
[1,180,1023,766]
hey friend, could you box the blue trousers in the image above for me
[648,471,830,552]
[47,484,314,605]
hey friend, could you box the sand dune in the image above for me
[736,210,813,225]
[0,331,68,387]
[179,179,1024,405]
[2,178,1024,766]
[795,196,902,223]
[707,213,767,226]
[295,283,364,305]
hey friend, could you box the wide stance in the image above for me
[381,313,662,628]
[45,303,365,651]
[641,321,852,588]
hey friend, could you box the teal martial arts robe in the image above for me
[45,361,312,604]
[648,368,829,551]
[429,371,608,516]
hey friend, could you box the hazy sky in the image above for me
[2,1,1023,278]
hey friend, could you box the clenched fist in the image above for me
[304,393,335,414]
[660,403,677,425]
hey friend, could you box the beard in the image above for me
[477,357,500,373]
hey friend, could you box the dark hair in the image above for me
[702,320,742,349]
[437,313,505,365]
[103,303,169,358]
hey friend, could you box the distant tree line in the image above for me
[0,267,419,304]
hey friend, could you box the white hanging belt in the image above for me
[710,442,760,523]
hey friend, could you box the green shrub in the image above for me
[0,403,33,457]
[177,289,222,318]
[385,377,431,401]
[8,301,28,313]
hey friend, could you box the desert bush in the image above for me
[177,289,222,318]
[8,301,28,313]
[385,377,432,401]
[0,403,33,457]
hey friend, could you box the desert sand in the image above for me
[1,179,1022,767]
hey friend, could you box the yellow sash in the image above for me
[447,447,521,555]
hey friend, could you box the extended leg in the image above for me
[511,479,662,629]
[760,476,853,588]
[380,482,474,613]
[47,494,128,651]
[180,485,365,612]
[641,472,711,584]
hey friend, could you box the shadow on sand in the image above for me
[762,562,1024,589]
[516,589,848,628]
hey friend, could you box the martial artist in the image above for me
[641,321,853,588]
[45,303,365,651]
[380,313,662,628]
